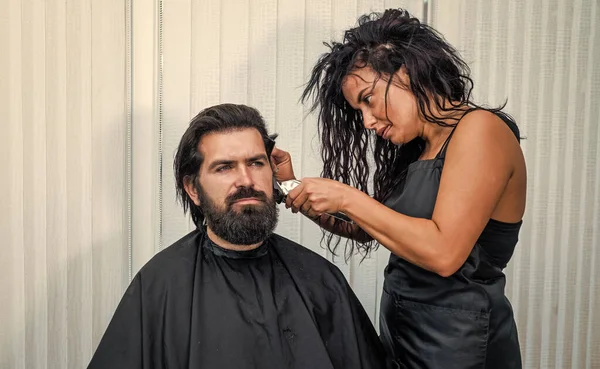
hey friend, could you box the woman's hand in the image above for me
[285,178,353,219]
[270,146,296,182]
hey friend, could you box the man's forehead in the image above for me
[199,128,266,160]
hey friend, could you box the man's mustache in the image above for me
[226,187,268,206]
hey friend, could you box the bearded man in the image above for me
[87,103,391,369]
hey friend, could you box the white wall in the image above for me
[0,0,131,368]
[1,0,599,368]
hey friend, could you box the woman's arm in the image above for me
[288,111,526,276]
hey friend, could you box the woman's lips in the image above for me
[381,126,391,139]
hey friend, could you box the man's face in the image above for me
[188,128,278,245]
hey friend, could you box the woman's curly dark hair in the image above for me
[301,8,506,260]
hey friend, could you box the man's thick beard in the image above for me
[198,186,278,245]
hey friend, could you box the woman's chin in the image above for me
[388,135,402,145]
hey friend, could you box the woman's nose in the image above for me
[362,111,377,129]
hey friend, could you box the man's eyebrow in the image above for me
[207,159,235,170]
[207,155,269,170]
[247,154,269,163]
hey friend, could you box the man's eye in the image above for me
[251,161,265,167]
[216,165,232,172]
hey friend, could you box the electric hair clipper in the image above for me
[266,134,354,224]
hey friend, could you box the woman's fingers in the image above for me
[290,189,310,214]
[270,146,296,181]
[270,146,289,161]
[302,205,322,220]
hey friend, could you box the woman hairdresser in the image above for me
[271,8,526,369]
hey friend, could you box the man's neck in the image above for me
[206,227,263,251]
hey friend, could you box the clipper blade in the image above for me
[276,180,354,223]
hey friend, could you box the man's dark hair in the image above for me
[174,103,272,227]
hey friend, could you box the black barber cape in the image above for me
[88,229,390,369]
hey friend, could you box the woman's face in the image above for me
[341,65,422,145]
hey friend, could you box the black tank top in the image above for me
[379,109,523,369]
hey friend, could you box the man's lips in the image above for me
[232,197,262,205]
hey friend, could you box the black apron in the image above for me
[379,112,522,369]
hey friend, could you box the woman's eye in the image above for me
[363,95,372,105]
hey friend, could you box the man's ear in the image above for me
[183,176,201,206]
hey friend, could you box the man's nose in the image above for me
[234,167,254,188]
